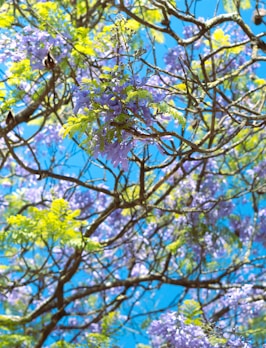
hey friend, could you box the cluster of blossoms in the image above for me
[20,26,69,69]
[223,285,265,317]
[0,25,70,72]
[147,312,252,348]
[72,68,170,169]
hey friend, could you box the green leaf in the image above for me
[74,43,95,56]
[244,314,266,344]
[166,237,185,253]
[150,28,164,43]
[0,334,32,347]
[209,337,228,345]
[0,82,5,99]
[86,333,110,347]
[240,0,251,9]
[223,0,237,12]
[84,238,103,252]
[62,114,96,140]
[223,0,251,12]
[125,89,153,103]
[6,199,84,246]
[51,341,77,348]
[102,311,118,334]
[0,315,27,328]
[9,59,31,75]
[33,2,58,19]
[166,229,187,253]
[180,300,203,325]
[0,13,14,28]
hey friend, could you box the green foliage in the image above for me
[31,1,69,31]
[101,311,118,334]
[84,311,119,347]
[0,7,14,28]
[0,315,26,329]
[85,238,103,251]
[51,341,78,348]
[4,191,26,217]
[9,59,34,80]
[32,1,58,20]
[208,336,228,346]
[7,59,38,102]
[223,0,251,12]
[244,314,266,345]
[85,333,110,348]
[125,88,153,104]
[178,256,197,274]
[122,184,140,203]
[0,81,5,99]
[6,199,84,246]
[0,334,32,348]
[152,101,186,128]
[166,230,186,253]
[63,114,95,141]
[128,1,166,43]
[72,27,95,56]
[140,317,152,330]
[180,300,203,326]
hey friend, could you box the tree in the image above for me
[0,0,265,347]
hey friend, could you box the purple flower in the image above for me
[73,90,91,114]
[148,312,252,348]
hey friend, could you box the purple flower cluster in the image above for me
[72,69,169,169]
[148,312,252,348]
[222,285,265,320]
[0,25,70,70]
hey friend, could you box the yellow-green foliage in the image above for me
[151,101,186,127]
[223,0,251,12]
[72,27,95,56]
[244,315,266,345]
[32,1,58,20]
[0,4,14,28]
[102,311,118,334]
[166,231,186,254]
[85,311,118,347]
[211,28,242,54]
[50,341,77,348]
[0,334,32,347]
[7,199,83,246]
[8,59,33,81]
[85,333,110,348]
[0,81,5,99]
[180,300,203,326]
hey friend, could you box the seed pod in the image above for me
[252,8,266,25]
[191,119,199,129]
[6,110,14,125]
[185,194,193,207]
[43,51,56,69]
[37,172,48,180]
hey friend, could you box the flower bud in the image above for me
[252,8,266,25]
